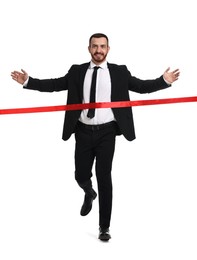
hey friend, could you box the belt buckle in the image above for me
[92,125,100,131]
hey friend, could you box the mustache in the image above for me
[94,52,104,55]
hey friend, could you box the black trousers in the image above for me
[74,121,117,229]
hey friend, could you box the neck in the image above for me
[91,59,106,66]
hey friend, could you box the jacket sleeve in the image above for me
[23,75,68,92]
[23,65,78,92]
[126,66,171,94]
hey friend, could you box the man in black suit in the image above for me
[11,33,180,241]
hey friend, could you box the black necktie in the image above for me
[87,66,100,119]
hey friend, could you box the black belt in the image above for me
[78,121,116,131]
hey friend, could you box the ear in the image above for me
[88,46,91,53]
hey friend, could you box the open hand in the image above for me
[11,69,29,85]
[163,67,180,84]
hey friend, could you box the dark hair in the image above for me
[89,33,109,46]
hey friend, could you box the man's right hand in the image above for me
[11,69,29,85]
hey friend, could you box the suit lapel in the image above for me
[108,63,119,101]
[79,62,90,101]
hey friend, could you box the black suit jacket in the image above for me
[24,62,170,141]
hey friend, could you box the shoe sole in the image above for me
[99,236,111,242]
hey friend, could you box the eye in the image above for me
[101,45,107,49]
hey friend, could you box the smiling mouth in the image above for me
[95,53,103,56]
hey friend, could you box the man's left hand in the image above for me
[163,67,180,84]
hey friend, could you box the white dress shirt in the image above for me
[79,61,115,125]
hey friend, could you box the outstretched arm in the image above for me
[163,67,180,84]
[11,68,69,92]
[11,69,29,85]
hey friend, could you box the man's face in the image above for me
[88,37,110,65]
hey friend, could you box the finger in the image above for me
[172,69,180,74]
[173,71,180,77]
[11,72,18,78]
[21,69,28,75]
[11,75,18,81]
[11,71,20,75]
[11,71,21,81]
[165,67,170,73]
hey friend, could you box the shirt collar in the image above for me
[90,60,107,69]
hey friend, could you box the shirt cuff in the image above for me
[23,77,29,87]
[163,76,171,86]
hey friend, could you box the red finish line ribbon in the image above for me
[0,96,197,115]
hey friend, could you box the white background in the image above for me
[0,0,197,259]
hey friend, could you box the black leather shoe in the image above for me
[80,189,97,216]
[98,228,111,241]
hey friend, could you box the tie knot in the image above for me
[93,66,100,71]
